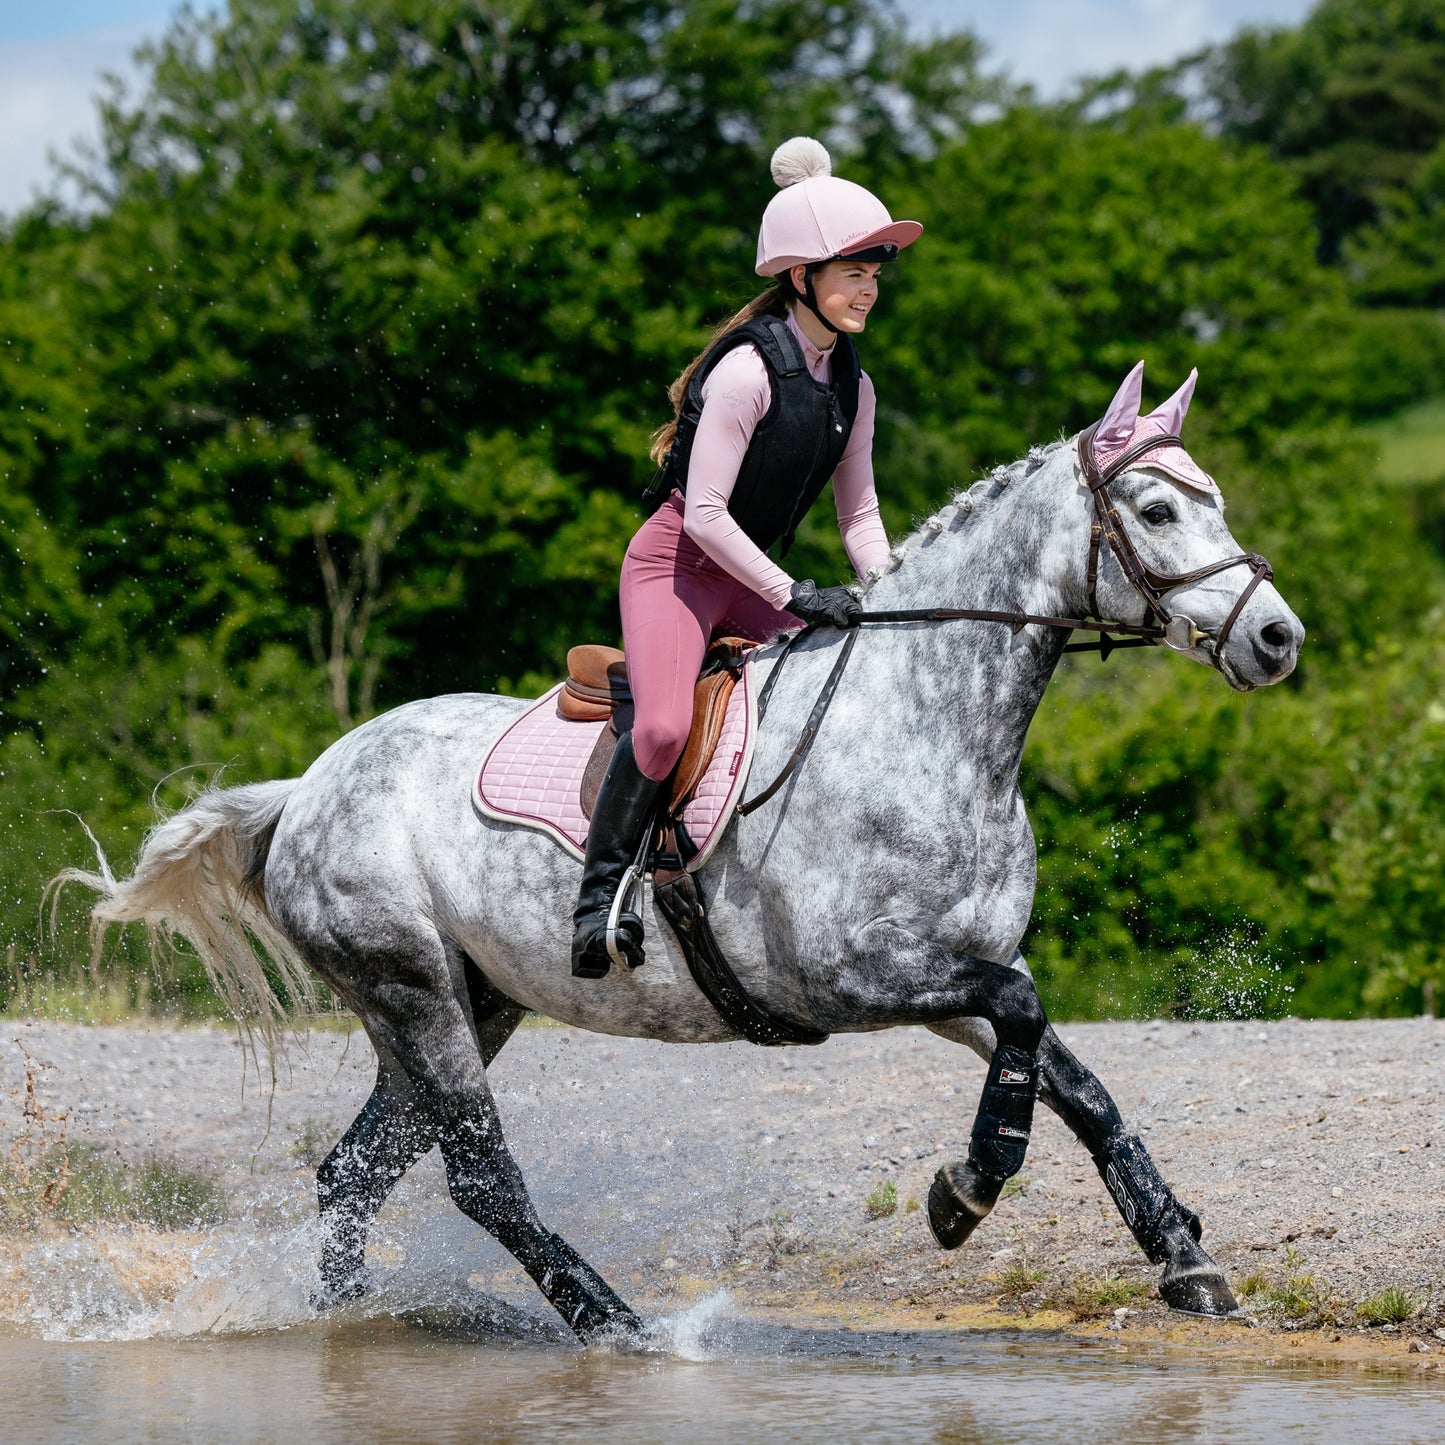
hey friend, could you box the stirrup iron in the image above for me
[604,805,656,970]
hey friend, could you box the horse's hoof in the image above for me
[1159,1261,1239,1317]
[571,1302,645,1347]
[312,1267,373,1311]
[927,1163,997,1251]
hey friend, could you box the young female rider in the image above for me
[571,137,923,979]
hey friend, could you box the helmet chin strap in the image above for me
[789,245,899,336]
[792,263,840,336]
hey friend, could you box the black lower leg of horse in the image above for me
[347,956,638,1343]
[827,927,1054,1253]
[315,1055,442,1304]
[315,968,527,1305]
[922,961,1046,1254]
[436,1109,637,1340]
[1035,1026,1236,1315]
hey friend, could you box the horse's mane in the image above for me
[862,437,1069,590]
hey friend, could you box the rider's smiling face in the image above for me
[790,260,882,338]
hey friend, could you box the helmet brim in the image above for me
[757,219,924,275]
[838,220,923,257]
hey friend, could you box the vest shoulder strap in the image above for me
[745,316,807,380]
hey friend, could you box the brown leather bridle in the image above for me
[1077,424,1274,670]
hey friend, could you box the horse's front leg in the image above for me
[822,921,1049,1248]
[927,1004,1239,1318]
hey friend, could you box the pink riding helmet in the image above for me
[756,137,923,276]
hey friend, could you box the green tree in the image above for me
[1191,0,1445,262]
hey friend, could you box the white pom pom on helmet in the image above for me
[755,136,923,276]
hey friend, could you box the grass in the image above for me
[286,1117,336,1169]
[1367,395,1445,487]
[1057,1274,1149,1320]
[0,1041,228,1233]
[1237,1245,1341,1325]
[996,1262,1049,1296]
[1356,1284,1417,1326]
[864,1179,898,1220]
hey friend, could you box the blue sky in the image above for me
[0,1,1317,214]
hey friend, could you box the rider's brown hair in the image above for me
[648,279,792,466]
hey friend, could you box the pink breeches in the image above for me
[620,494,801,781]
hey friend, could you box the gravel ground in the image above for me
[1,1015,1441,1360]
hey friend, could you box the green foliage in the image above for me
[1056,1274,1148,1320]
[1190,0,1445,262]
[863,1179,898,1220]
[1346,138,1445,307]
[1356,1283,1418,1324]
[1,0,1444,1022]
[1238,1244,1341,1324]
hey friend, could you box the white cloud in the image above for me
[0,24,153,215]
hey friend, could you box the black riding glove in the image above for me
[786,579,862,629]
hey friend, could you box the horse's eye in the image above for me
[1142,502,1175,526]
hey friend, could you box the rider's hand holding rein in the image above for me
[786,579,863,629]
[570,136,922,980]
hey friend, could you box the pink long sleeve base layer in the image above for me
[679,308,892,607]
[619,308,892,780]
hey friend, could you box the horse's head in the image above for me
[1078,362,1304,692]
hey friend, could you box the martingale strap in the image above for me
[652,870,829,1047]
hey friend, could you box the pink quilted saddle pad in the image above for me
[474,662,757,869]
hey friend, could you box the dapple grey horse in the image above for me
[65,365,1303,1340]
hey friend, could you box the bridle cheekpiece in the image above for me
[1076,424,1273,669]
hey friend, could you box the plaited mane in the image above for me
[862,440,1068,589]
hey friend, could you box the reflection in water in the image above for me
[2,1313,1443,1445]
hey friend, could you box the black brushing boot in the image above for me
[929,1044,1039,1250]
[571,731,662,979]
[1093,1129,1238,1316]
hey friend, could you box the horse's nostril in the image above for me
[1261,621,1292,649]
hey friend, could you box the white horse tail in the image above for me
[51,780,316,1048]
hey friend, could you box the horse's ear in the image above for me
[1143,368,1198,436]
[1094,361,1145,452]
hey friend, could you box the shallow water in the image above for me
[3,1303,1444,1445]
[2,1206,1442,1442]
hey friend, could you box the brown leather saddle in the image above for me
[559,638,749,819]
[558,637,828,1049]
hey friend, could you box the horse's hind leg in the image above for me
[330,949,634,1340]
[315,1050,440,1304]
[315,965,527,1306]
[927,1013,1237,1317]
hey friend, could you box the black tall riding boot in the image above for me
[570,731,663,979]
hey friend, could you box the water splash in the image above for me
[636,1289,733,1360]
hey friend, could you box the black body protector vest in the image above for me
[644,316,861,557]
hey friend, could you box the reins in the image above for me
[736,433,1276,815]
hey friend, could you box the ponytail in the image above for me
[648,281,791,466]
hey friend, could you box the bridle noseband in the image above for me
[1077,424,1273,670]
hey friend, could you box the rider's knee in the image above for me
[632,717,688,781]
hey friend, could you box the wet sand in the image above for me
[1,1015,1441,1370]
